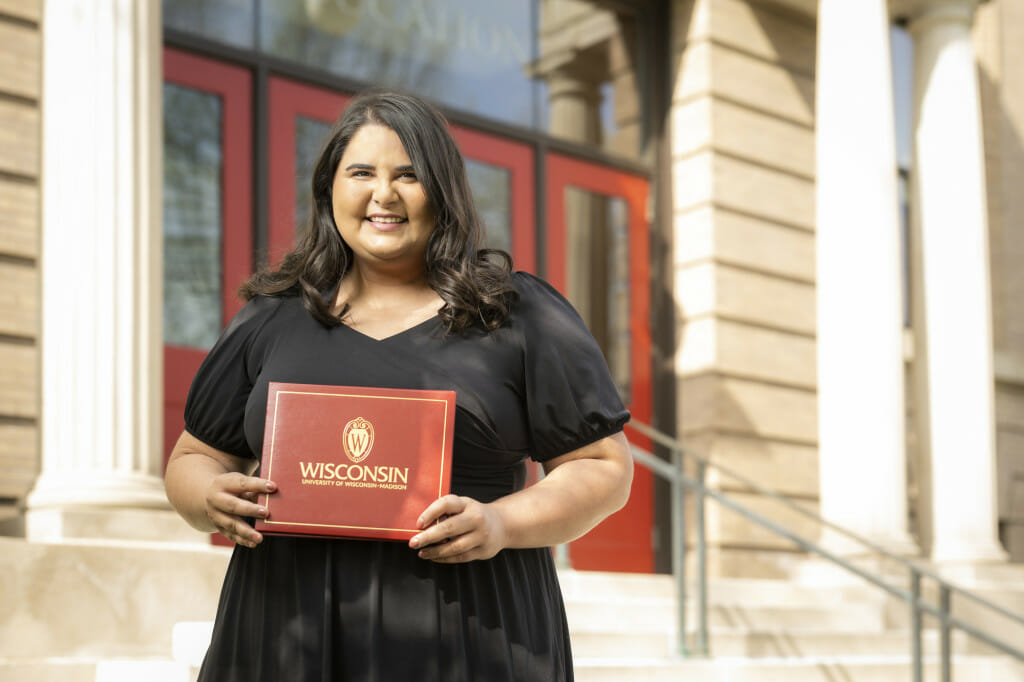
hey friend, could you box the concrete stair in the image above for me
[0,659,194,682]
[3,534,1023,682]
[573,657,1024,682]
[0,536,230,682]
[560,570,1024,682]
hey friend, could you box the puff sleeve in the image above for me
[513,272,630,462]
[183,295,282,458]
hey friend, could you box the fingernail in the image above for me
[265,481,276,492]
[257,506,268,516]
[409,536,420,548]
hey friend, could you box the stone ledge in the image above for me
[0,537,230,660]
[24,507,208,545]
[0,659,194,682]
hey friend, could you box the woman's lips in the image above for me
[364,216,407,231]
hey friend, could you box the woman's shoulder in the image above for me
[500,271,595,344]
[235,292,293,318]
[223,293,297,337]
[510,271,563,300]
[509,271,577,317]
[510,270,547,288]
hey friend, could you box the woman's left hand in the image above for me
[410,495,508,563]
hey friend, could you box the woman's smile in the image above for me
[365,213,407,229]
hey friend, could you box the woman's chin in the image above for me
[355,248,427,271]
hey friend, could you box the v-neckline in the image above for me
[339,314,441,342]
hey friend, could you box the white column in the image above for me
[909,0,1007,563]
[815,0,918,556]
[27,0,192,541]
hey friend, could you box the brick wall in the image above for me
[670,0,818,577]
[0,0,41,515]
[977,0,1024,562]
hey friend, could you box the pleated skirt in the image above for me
[197,536,574,682]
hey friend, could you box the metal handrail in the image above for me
[623,420,1024,681]
[629,420,1024,630]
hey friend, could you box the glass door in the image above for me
[546,153,653,572]
[267,78,351,261]
[449,127,535,273]
[162,48,253,465]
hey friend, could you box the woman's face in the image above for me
[331,123,436,273]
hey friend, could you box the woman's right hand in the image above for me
[205,472,277,548]
[165,430,277,548]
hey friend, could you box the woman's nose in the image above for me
[372,178,398,205]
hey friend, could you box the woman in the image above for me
[165,89,633,681]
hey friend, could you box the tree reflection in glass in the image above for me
[565,188,630,403]
[163,84,223,350]
[465,160,511,254]
[261,0,537,128]
[162,0,256,49]
[295,116,334,240]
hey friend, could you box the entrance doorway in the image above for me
[162,48,253,466]
[546,153,653,572]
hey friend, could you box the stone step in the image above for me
[558,570,676,600]
[570,628,972,659]
[557,570,882,607]
[0,660,96,682]
[172,620,971,666]
[573,655,1024,682]
[172,622,214,669]
[565,597,886,633]
[0,658,194,682]
[0,538,231,661]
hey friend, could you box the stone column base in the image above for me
[929,546,1012,570]
[25,507,208,545]
[819,528,921,562]
[794,554,919,587]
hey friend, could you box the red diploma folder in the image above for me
[254,382,455,541]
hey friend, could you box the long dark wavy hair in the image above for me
[240,89,517,334]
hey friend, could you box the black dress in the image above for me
[185,272,629,682]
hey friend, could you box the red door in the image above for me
[267,79,351,261]
[546,153,653,572]
[447,127,535,273]
[162,49,253,466]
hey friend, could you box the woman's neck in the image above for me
[333,260,443,339]
[336,260,433,309]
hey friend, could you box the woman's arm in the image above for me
[165,430,276,547]
[410,431,633,562]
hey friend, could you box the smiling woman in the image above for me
[164,89,633,682]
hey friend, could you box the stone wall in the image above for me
[976,0,1024,562]
[0,0,41,519]
[670,0,819,577]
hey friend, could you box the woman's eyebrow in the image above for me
[343,163,415,172]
